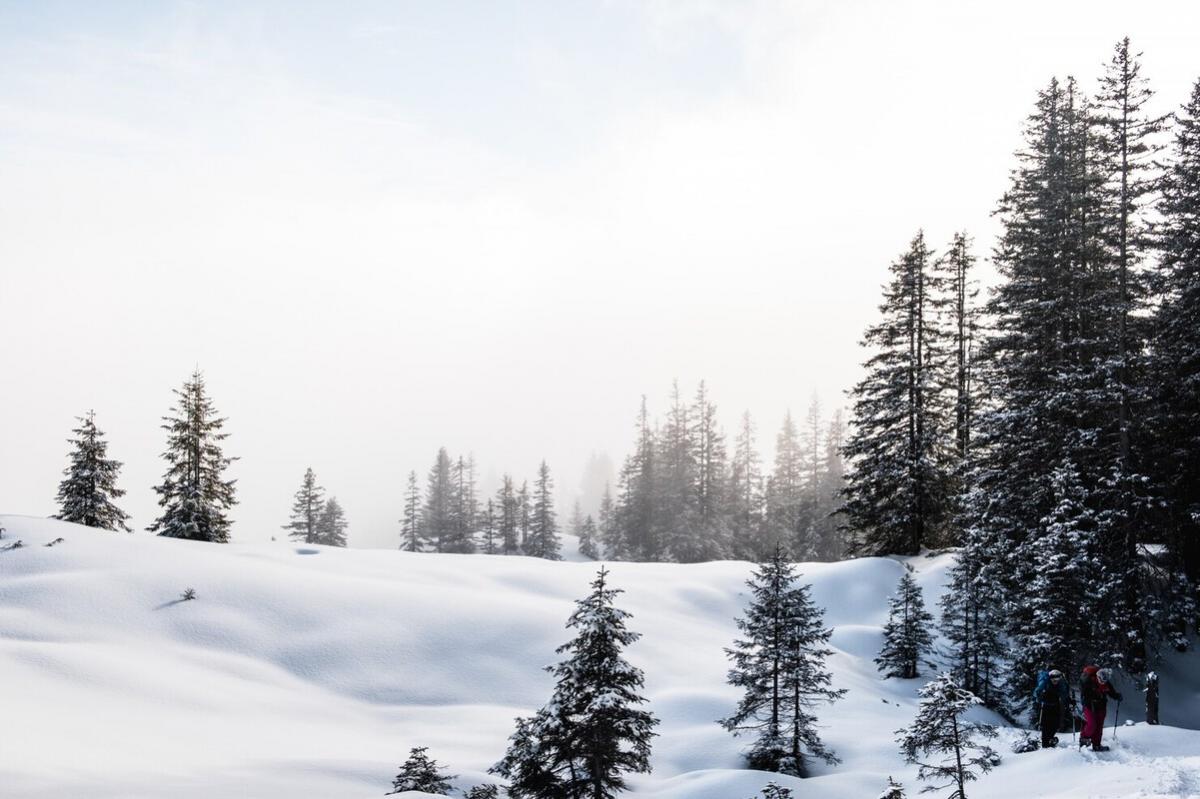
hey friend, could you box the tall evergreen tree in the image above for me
[897,674,999,799]
[493,567,658,799]
[480,498,499,555]
[613,397,659,561]
[527,461,562,560]
[597,483,617,560]
[1151,77,1200,616]
[315,496,348,547]
[400,470,424,552]
[659,380,700,562]
[721,545,845,776]
[283,467,325,544]
[691,380,732,561]
[765,411,804,554]
[579,514,600,560]
[842,232,953,556]
[517,479,532,553]
[423,448,458,553]
[937,530,1005,711]
[495,475,521,555]
[730,410,767,561]
[814,410,847,561]
[55,410,131,532]
[876,571,935,679]
[148,370,237,543]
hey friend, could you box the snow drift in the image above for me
[1,514,1198,798]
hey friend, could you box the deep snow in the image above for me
[1,514,1198,798]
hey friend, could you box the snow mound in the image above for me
[1,514,1198,798]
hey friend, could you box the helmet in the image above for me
[1097,668,1112,683]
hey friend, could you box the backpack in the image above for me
[1034,670,1050,701]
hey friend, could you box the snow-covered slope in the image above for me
[1,514,1197,798]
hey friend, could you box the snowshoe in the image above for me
[1079,737,1091,748]
[1049,736,1060,747]
[1091,744,1110,752]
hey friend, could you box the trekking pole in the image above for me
[1114,701,1120,741]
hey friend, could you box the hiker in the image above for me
[1146,672,1160,725]
[1080,666,1123,751]
[1033,668,1070,748]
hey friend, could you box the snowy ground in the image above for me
[1,514,1198,798]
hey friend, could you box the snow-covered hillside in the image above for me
[1,514,1198,798]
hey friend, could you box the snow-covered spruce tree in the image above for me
[730,410,767,561]
[612,397,660,561]
[597,483,617,560]
[937,529,1005,711]
[495,475,521,555]
[148,370,237,542]
[424,448,465,553]
[480,498,498,555]
[841,231,954,556]
[1151,77,1200,619]
[55,410,131,532]
[465,784,501,799]
[400,470,424,552]
[795,395,824,562]
[283,467,325,544]
[764,411,803,556]
[721,544,845,776]
[691,380,732,562]
[879,776,907,799]
[315,496,348,547]
[876,570,935,679]
[387,745,455,795]
[659,380,700,562]
[526,460,561,560]
[897,674,998,799]
[579,514,600,560]
[517,480,532,552]
[569,499,586,547]
[815,410,847,561]
[450,454,479,553]
[492,567,658,799]
[1008,462,1102,714]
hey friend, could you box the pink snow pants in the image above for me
[1082,706,1106,745]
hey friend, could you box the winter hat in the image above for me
[1097,668,1112,683]
[1049,669,1063,679]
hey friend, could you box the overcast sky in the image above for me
[2,1,1198,548]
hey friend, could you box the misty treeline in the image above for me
[841,37,1200,708]
[388,383,848,564]
[397,450,563,560]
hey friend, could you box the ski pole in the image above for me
[1114,700,1120,740]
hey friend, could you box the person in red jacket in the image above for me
[1079,666,1123,751]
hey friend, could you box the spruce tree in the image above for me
[795,395,823,561]
[938,533,1005,711]
[692,380,732,561]
[148,370,237,542]
[423,448,457,553]
[721,545,845,776]
[1152,77,1200,611]
[897,674,998,799]
[387,745,455,795]
[480,498,498,555]
[765,411,804,553]
[753,783,794,799]
[841,231,953,556]
[492,567,658,799]
[730,410,767,561]
[579,514,600,560]
[466,785,501,799]
[659,380,700,562]
[517,480,532,553]
[55,410,131,532]
[526,461,561,560]
[876,570,935,679]
[495,475,521,555]
[613,397,659,561]
[814,410,847,560]
[315,496,348,547]
[400,470,424,552]
[283,467,325,544]
[597,483,617,560]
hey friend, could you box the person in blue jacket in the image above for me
[1033,668,1070,747]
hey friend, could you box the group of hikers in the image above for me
[1032,666,1160,751]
